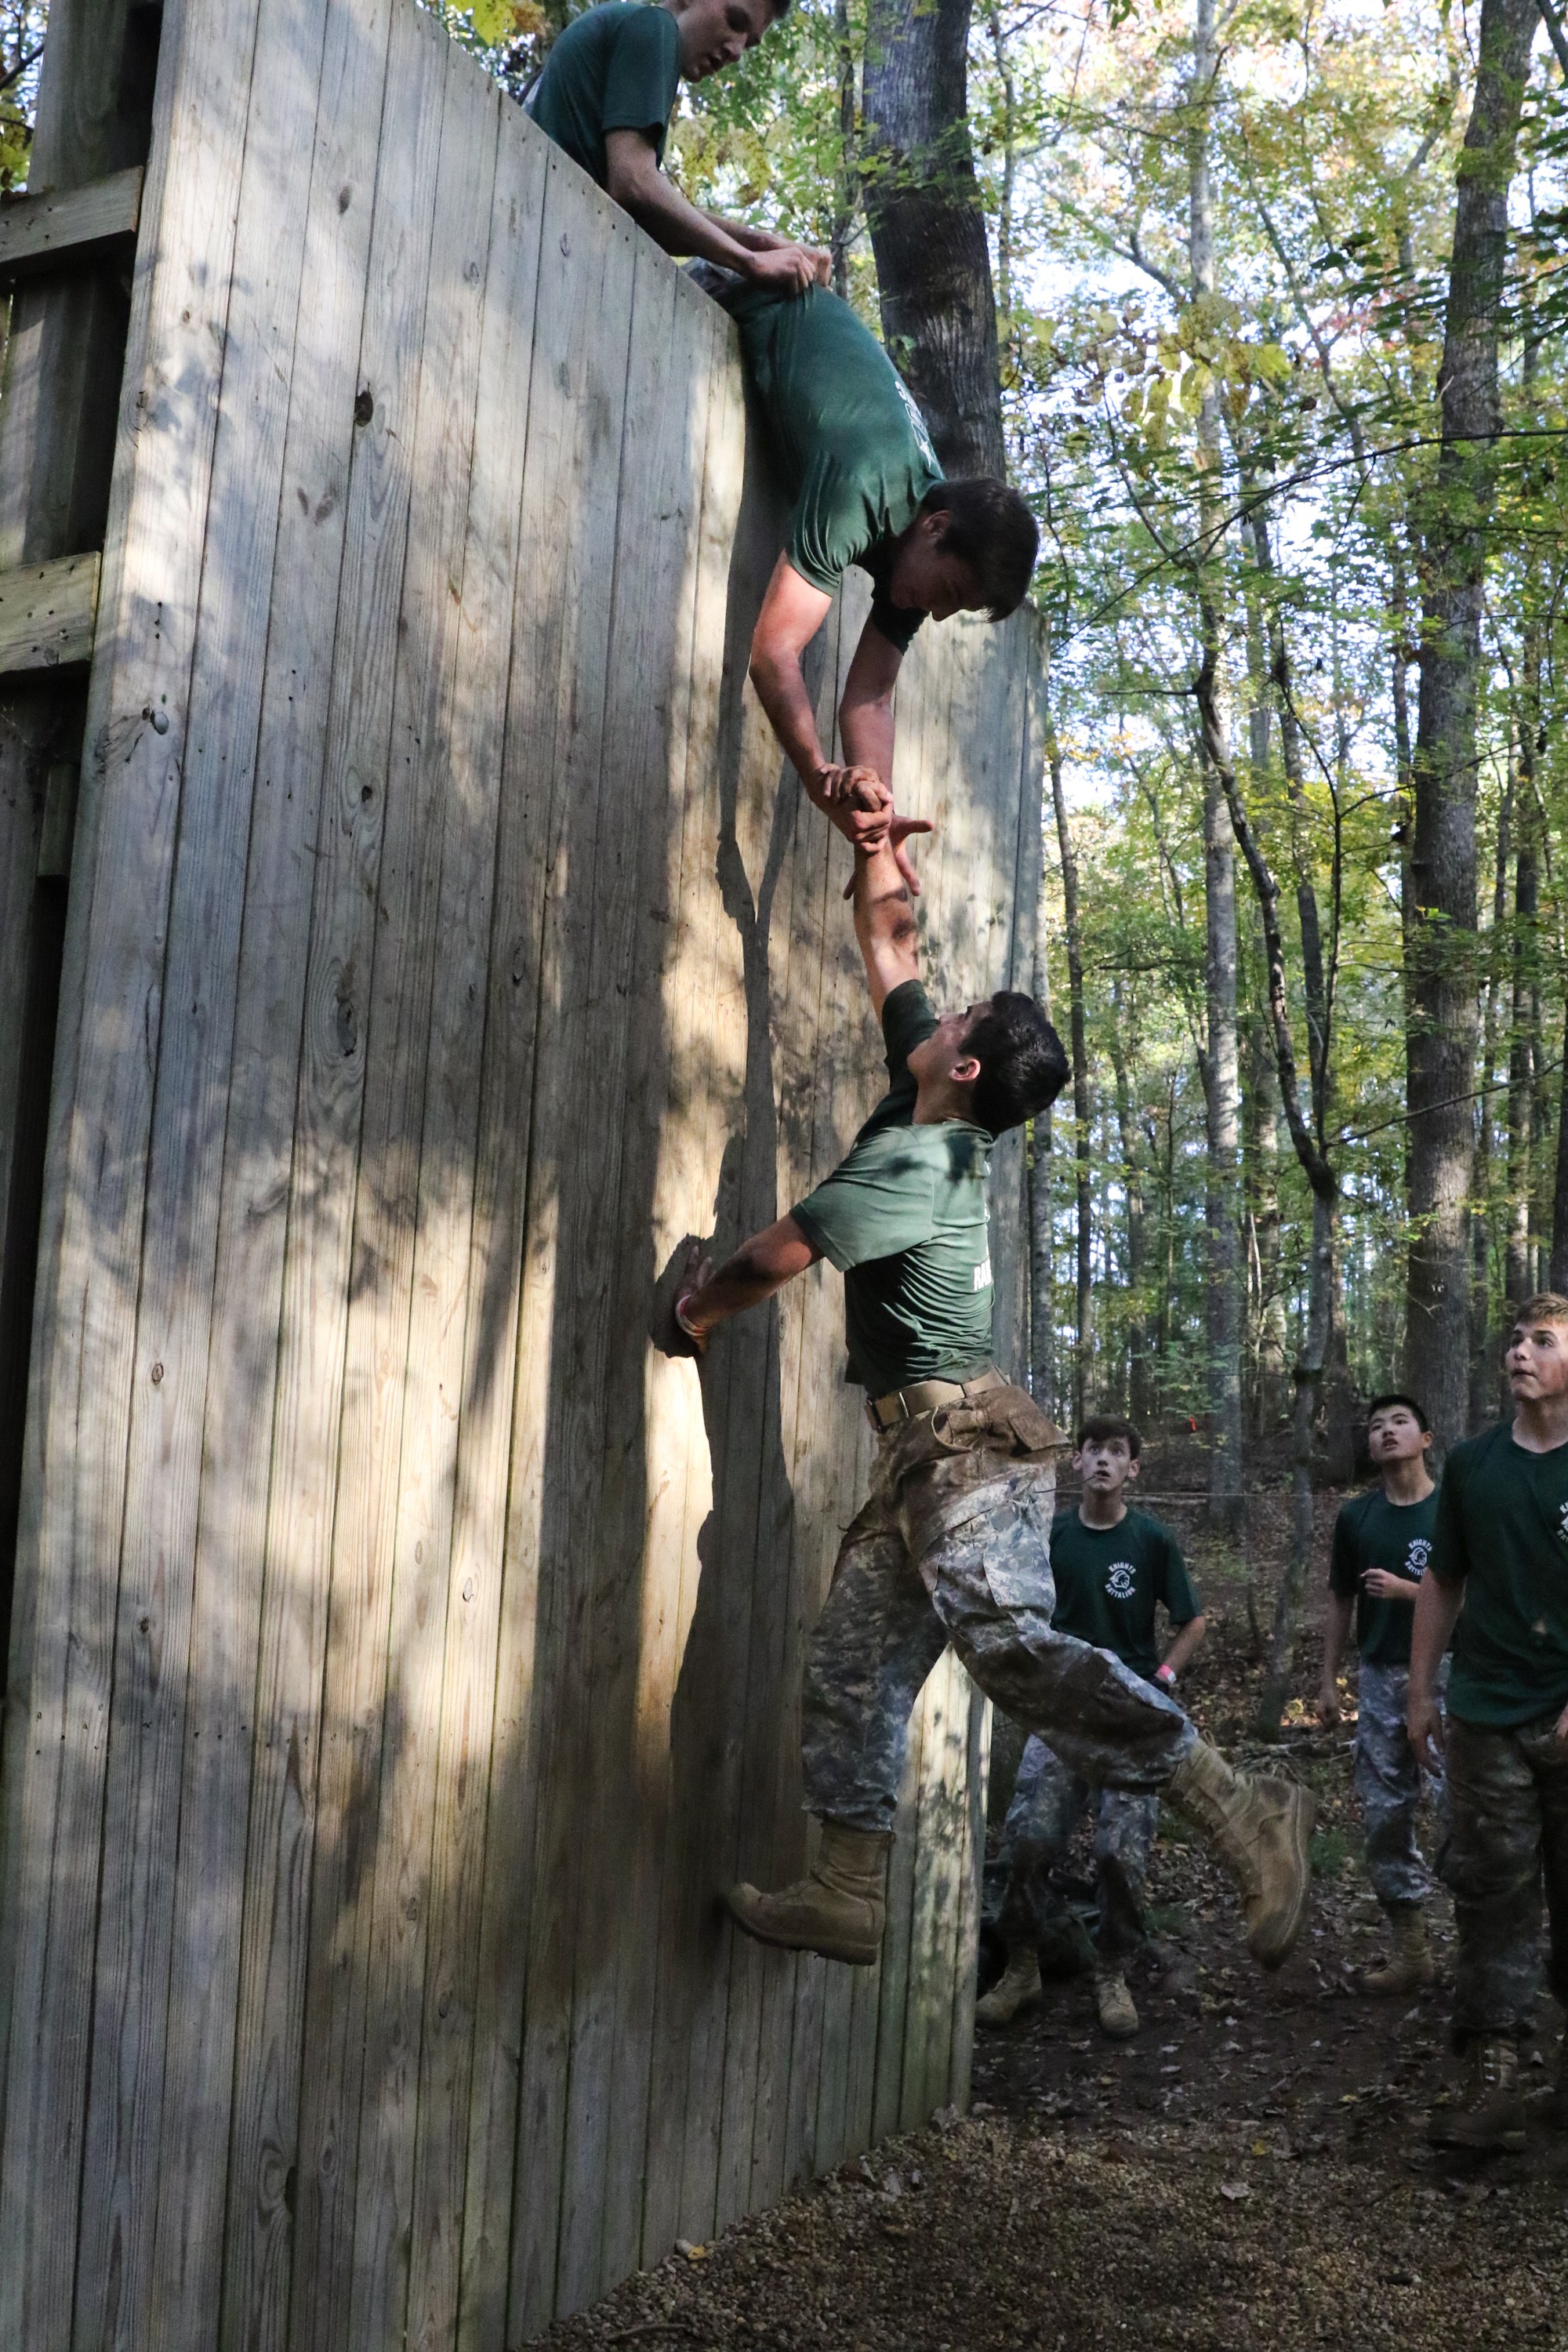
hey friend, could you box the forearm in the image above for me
[1320,1594,1355,1685]
[838,685,895,792]
[615,167,760,270]
[852,837,916,964]
[1162,1616,1206,1677]
[709,211,778,253]
[1409,1575,1464,1697]
[750,641,832,795]
[677,1214,818,1341]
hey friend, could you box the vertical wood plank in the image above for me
[72,0,340,2333]
[0,0,267,2335]
[503,149,637,2343]
[402,109,546,2352]
[269,13,450,2350]
[339,49,502,2352]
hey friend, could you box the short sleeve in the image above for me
[792,1133,938,1272]
[1329,1504,1360,1598]
[1429,1462,1469,1586]
[880,980,935,1085]
[1157,1537,1201,1625]
[787,449,875,595]
[601,5,681,147]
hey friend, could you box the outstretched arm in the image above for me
[852,833,920,1018]
[604,132,822,289]
[660,1215,822,1357]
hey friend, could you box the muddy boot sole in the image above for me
[1249,1783,1316,1970]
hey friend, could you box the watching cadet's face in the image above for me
[675,0,776,80]
[1074,1437,1138,1495]
[1505,1316,1568,1400]
[888,513,985,622]
[1366,1404,1430,1464]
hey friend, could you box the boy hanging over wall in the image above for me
[528,0,826,292]
[975,1415,1206,2041]
[655,822,1312,1976]
[1408,1296,1568,2151]
[1317,1392,1445,1997]
[686,266,1039,883]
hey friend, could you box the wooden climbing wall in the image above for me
[0,0,1045,2340]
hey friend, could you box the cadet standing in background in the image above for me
[1317,1392,1445,1997]
[1409,1296,1568,2151]
[976,1416,1205,2040]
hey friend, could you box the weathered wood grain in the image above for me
[0,550,100,673]
[0,165,141,280]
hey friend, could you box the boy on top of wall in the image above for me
[1409,1296,1568,2151]
[655,818,1311,1982]
[1317,1392,1446,1998]
[975,1414,1206,2042]
[528,0,825,292]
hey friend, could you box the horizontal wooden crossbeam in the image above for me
[0,550,101,675]
[0,165,143,281]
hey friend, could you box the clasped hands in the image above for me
[812,762,932,895]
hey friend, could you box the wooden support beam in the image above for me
[0,553,100,675]
[0,167,142,282]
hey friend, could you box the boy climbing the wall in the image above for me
[655,826,1312,1977]
[688,269,1039,883]
[1408,1296,1568,2151]
[975,1415,1205,2041]
[1317,1392,1445,1997]
[528,0,825,292]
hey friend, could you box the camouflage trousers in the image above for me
[800,1420,1195,1837]
[993,1733,1160,1966]
[1355,1659,1446,1911]
[1439,1712,1568,2045]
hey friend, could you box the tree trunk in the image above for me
[1406,0,1540,1449]
[1048,724,1093,1427]
[1471,786,1511,1421]
[1257,1187,1334,1737]
[861,0,1005,477]
[1028,842,1054,1413]
[830,0,858,301]
[1109,982,1151,1425]
[1505,824,1538,1311]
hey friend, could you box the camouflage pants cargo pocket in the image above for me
[800,1443,1194,1834]
[1439,1713,1568,2045]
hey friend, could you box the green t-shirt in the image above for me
[529,2,681,188]
[1049,1507,1200,1682]
[724,283,944,652]
[1329,1485,1439,1671]
[790,979,993,1396]
[1430,1418,1568,1727]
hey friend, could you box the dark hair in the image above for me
[1365,1391,1429,1435]
[1512,1291,1568,1330]
[1076,1414,1142,1460]
[964,993,1067,1135]
[920,479,1039,620]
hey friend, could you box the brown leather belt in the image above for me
[866,1364,1006,1430]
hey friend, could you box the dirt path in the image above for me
[537,1514,1568,2351]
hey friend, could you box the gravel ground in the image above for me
[533,1485,1568,2352]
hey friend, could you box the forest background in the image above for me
[3,0,1563,1721]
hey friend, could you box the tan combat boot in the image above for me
[1094,1968,1138,2039]
[1427,2038,1526,2151]
[974,1945,1043,2027]
[1542,2035,1568,2130]
[727,1822,891,1965]
[1166,1738,1315,1969]
[1361,1903,1434,1995]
